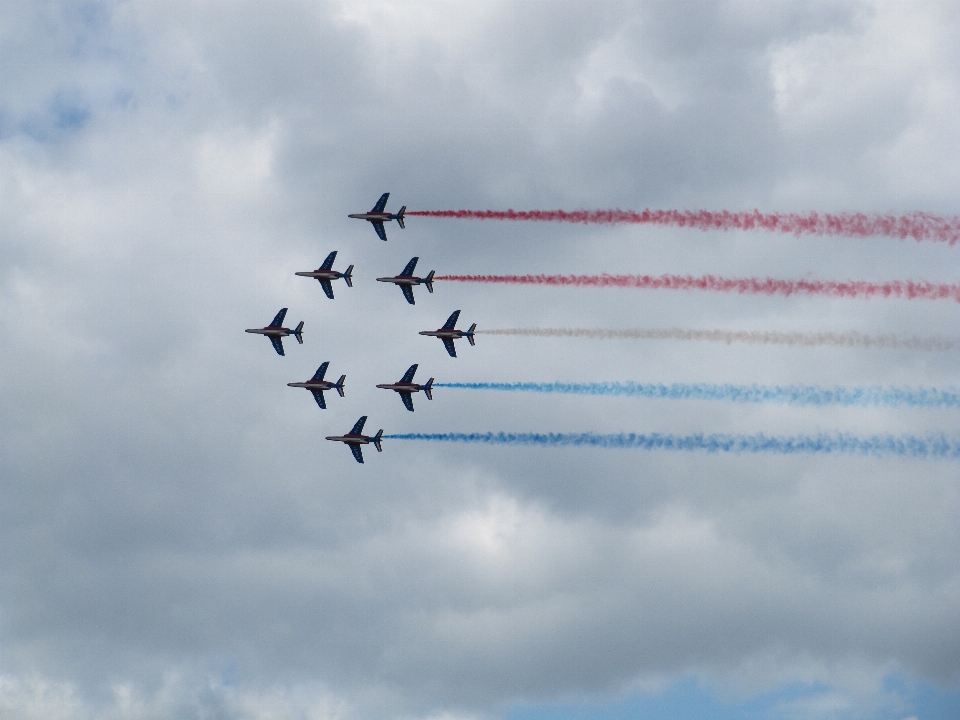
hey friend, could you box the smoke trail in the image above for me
[406,208,960,244]
[477,327,960,351]
[436,273,960,303]
[383,432,960,458]
[435,382,960,408]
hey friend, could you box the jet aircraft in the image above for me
[325,416,383,464]
[295,251,353,299]
[419,310,476,358]
[376,364,434,412]
[287,362,345,409]
[376,257,435,305]
[245,308,304,356]
[348,192,406,241]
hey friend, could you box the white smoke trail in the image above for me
[476,328,959,351]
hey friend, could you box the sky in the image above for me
[1,1,959,718]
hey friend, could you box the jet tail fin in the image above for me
[335,375,346,397]
[397,206,406,229]
[467,323,477,346]
[294,321,305,344]
[424,378,434,400]
[373,429,383,452]
[344,265,354,288]
[425,270,435,293]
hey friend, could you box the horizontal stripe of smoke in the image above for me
[406,208,960,244]
[436,273,960,303]
[383,432,960,458]
[477,327,959,351]
[435,382,960,408]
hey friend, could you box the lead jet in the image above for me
[325,416,383,464]
[295,251,353,299]
[245,308,304,356]
[376,257,435,305]
[287,362,345,409]
[347,192,406,241]
[376,364,434,412]
[419,310,476,358]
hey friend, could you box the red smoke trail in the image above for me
[407,209,960,244]
[435,273,960,303]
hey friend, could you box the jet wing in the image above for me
[311,390,326,409]
[320,251,337,270]
[442,338,457,358]
[349,416,368,435]
[441,310,461,330]
[311,362,329,381]
[269,308,288,327]
[372,193,389,212]
[401,257,419,276]
[372,221,387,241]
[319,279,335,299]
[350,444,364,464]
[400,284,415,305]
[400,364,418,383]
[399,392,415,412]
[270,336,285,356]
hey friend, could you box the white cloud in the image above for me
[0,672,347,720]
[1,1,958,718]
[768,0,960,203]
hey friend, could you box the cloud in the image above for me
[1,1,958,718]
[0,671,346,720]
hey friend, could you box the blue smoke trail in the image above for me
[434,382,960,408]
[382,432,960,458]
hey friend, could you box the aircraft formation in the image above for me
[247,192,470,463]
[247,193,957,463]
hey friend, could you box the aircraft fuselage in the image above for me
[419,329,469,339]
[295,270,344,280]
[377,275,422,286]
[289,380,338,391]
[246,327,295,337]
[348,212,394,222]
[376,382,425,393]
[325,433,374,445]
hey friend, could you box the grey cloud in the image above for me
[2,1,959,719]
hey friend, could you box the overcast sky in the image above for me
[2,1,959,718]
